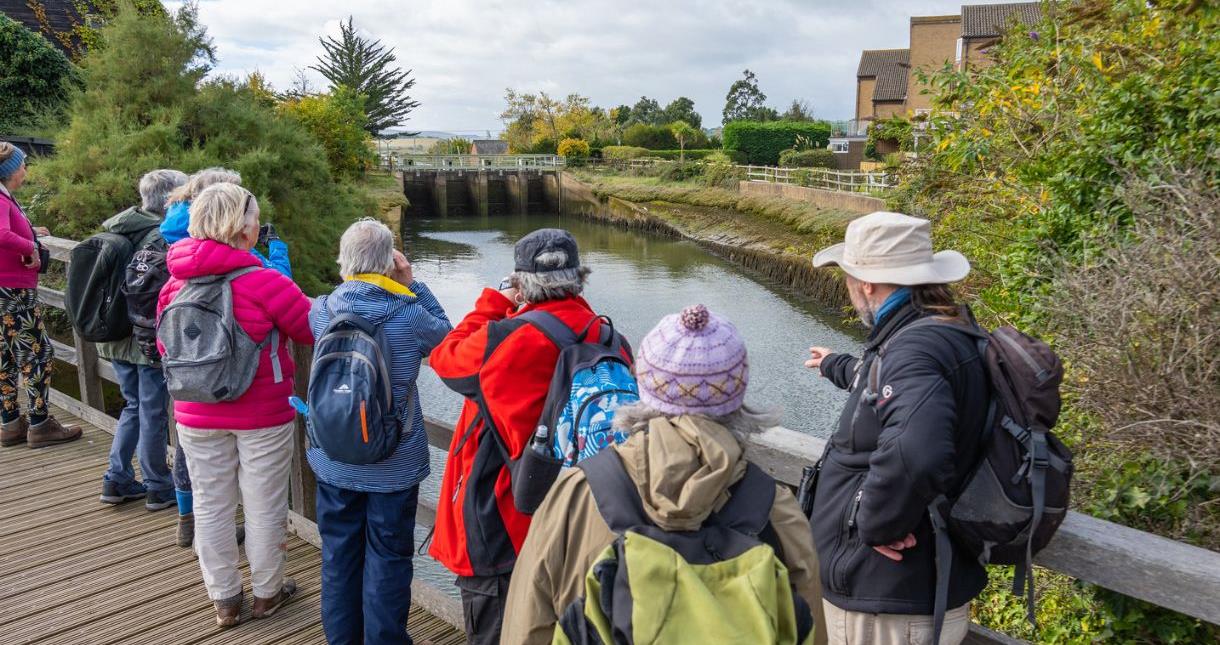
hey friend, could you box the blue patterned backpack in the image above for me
[505,311,638,514]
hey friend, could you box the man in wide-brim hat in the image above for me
[804,211,989,645]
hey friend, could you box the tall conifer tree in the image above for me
[311,17,419,135]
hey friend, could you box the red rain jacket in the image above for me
[428,288,615,577]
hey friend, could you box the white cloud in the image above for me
[172,0,1021,133]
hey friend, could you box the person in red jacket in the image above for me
[429,228,618,645]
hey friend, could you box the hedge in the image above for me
[601,145,651,160]
[622,123,678,149]
[722,120,833,165]
[646,149,720,161]
[778,148,836,168]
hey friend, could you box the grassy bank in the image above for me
[568,171,858,306]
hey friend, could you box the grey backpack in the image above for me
[157,266,283,403]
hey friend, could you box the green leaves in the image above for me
[722,120,832,165]
[310,17,419,136]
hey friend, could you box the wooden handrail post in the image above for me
[289,342,317,521]
[70,329,104,411]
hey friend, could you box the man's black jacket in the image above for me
[811,303,990,615]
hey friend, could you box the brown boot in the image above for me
[214,591,243,628]
[251,578,297,619]
[0,416,28,447]
[27,416,82,448]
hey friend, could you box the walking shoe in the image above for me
[251,578,297,619]
[145,488,175,511]
[214,591,243,628]
[0,416,28,447]
[27,416,82,448]
[100,479,146,505]
[176,513,194,547]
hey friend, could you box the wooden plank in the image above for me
[50,338,76,366]
[37,285,65,309]
[289,342,317,522]
[50,388,117,435]
[39,235,77,262]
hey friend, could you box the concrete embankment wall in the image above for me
[738,181,886,214]
[561,173,849,308]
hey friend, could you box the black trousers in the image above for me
[456,573,512,645]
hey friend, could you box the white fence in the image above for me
[380,154,565,170]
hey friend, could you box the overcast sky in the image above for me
[174,0,1017,135]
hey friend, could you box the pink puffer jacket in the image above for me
[157,238,314,430]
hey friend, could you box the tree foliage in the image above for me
[629,96,663,125]
[499,90,618,152]
[277,86,373,178]
[557,137,590,158]
[427,137,472,155]
[311,17,419,136]
[24,0,165,61]
[662,97,702,129]
[24,3,373,295]
[780,99,816,122]
[0,15,79,135]
[723,69,778,123]
[668,120,699,163]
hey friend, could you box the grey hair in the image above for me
[611,403,782,442]
[138,169,188,214]
[167,167,242,205]
[337,218,395,277]
[511,250,590,304]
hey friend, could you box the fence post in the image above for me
[71,329,104,411]
[289,342,317,521]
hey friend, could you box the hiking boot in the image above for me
[176,513,194,547]
[0,416,28,447]
[251,578,297,619]
[145,488,175,511]
[100,479,146,505]
[27,416,82,448]
[214,591,243,628]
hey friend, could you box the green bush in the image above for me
[645,149,720,161]
[277,87,374,179]
[23,4,373,295]
[0,15,79,135]
[622,123,677,149]
[778,148,835,168]
[722,120,832,165]
[601,145,651,160]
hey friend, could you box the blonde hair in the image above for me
[0,142,15,163]
[188,183,256,247]
[167,167,242,205]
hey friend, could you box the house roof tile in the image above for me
[858,49,909,102]
[961,2,1042,38]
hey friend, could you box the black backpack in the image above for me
[67,226,156,342]
[863,312,1074,641]
[123,235,170,360]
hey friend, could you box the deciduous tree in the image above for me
[663,97,702,129]
[723,69,777,123]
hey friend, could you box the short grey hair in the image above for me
[511,250,590,303]
[611,403,781,442]
[338,218,395,277]
[138,169,188,214]
[168,167,242,205]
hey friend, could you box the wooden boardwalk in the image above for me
[0,406,465,645]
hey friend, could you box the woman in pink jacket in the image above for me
[157,182,313,627]
[0,142,80,449]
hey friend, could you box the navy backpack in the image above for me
[306,298,404,465]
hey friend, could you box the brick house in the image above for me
[906,15,962,115]
[960,2,1043,70]
[854,49,909,131]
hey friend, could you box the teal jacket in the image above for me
[161,201,292,277]
[96,207,163,366]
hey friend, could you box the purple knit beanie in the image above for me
[635,304,749,417]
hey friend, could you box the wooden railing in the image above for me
[379,154,566,171]
[583,157,897,195]
[34,235,1220,643]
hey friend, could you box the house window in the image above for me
[831,141,850,153]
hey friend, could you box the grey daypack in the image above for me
[157,267,283,403]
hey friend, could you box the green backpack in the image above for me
[555,450,815,645]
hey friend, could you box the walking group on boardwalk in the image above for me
[0,140,1073,645]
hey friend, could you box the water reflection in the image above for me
[405,213,863,439]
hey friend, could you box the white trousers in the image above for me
[822,600,971,645]
[178,421,295,600]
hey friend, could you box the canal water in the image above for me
[406,212,864,439]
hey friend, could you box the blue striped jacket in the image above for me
[306,278,452,492]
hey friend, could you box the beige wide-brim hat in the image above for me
[812,211,970,285]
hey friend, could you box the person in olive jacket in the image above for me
[804,212,989,645]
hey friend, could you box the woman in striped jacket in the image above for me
[308,219,452,645]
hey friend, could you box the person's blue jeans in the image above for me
[317,482,418,645]
[104,360,171,493]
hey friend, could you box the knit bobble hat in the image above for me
[635,304,749,417]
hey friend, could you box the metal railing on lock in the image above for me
[379,154,565,171]
[34,235,1220,643]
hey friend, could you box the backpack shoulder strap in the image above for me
[514,310,580,348]
[578,449,651,534]
[225,265,283,383]
[709,463,777,537]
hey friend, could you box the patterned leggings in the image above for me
[0,288,53,420]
